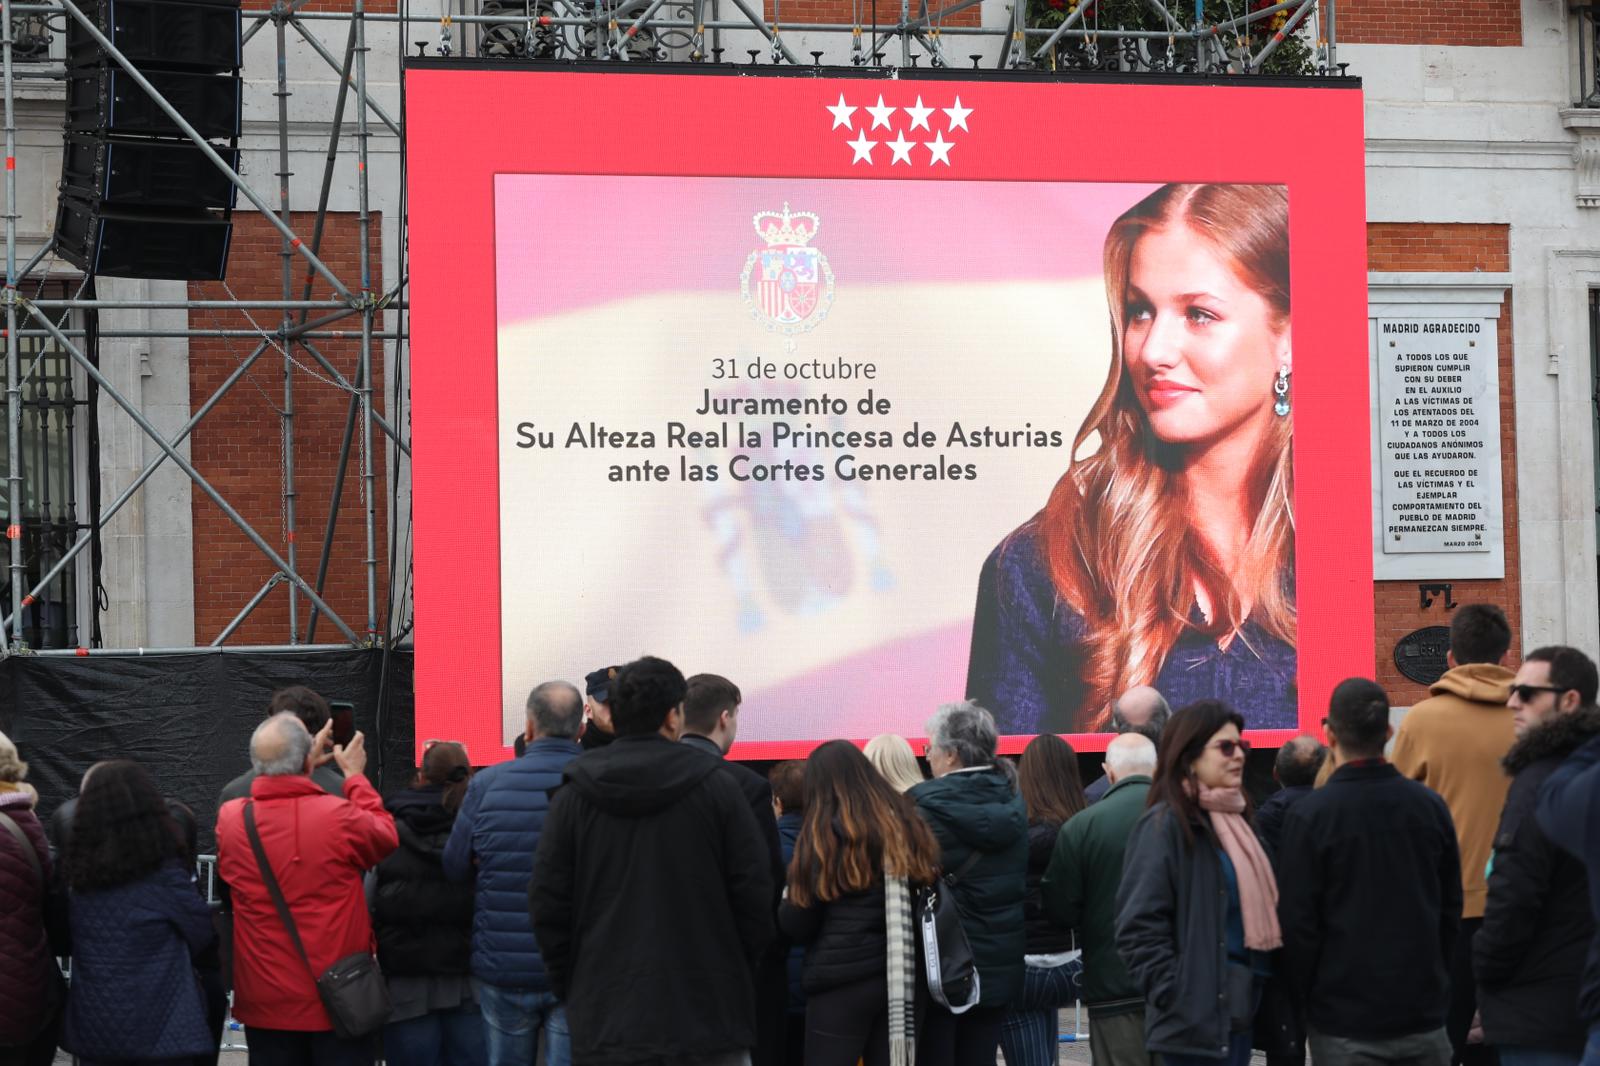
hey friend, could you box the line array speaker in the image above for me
[53,0,242,281]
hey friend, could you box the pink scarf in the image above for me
[1196,783,1282,951]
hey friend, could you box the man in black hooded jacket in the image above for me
[1479,646,1600,1065]
[530,655,775,1066]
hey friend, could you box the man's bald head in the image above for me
[251,712,314,777]
[1274,735,1327,788]
[1104,733,1157,782]
[1111,686,1170,743]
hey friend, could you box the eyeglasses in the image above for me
[1209,738,1251,758]
[1510,685,1568,703]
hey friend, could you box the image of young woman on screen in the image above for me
[966,182,1297,735]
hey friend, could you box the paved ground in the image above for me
[51,1011,1258,1064]
[49,1044,1173,1064]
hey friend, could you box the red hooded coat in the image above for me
[217,773,397,1031]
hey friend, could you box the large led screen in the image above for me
[405,66,1371,760]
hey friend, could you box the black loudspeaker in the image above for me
[54,197,232,280]
[67,65,241,140]
[53,0,240,280]
[65,0,241,72]
[63,134,237,209]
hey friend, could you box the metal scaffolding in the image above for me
[0,0,1339,655]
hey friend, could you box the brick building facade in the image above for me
[187,212,388,645]
[1366,224,1522,700]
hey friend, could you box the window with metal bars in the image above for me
[0,285,98,649]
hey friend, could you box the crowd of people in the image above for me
[9,602,1600,1066]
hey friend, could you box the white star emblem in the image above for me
[925,131,953,165]
[943,96,973,132]
[904,96,934,131]
[887,132,915,165]
[865,95,897,131]
[846,130,877,164]
[826,94,856,130]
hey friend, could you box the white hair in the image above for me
[925,701,998,769]
[1105,733,1157,778]
[250,712,313,777]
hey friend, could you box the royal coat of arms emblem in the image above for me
[740,203,836,334]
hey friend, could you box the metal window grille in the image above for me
[1578,2,1600,107]
[0,284,97,649]
[7,7,65,61]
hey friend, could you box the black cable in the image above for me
[83,274,105,648]
[374,2,414,787]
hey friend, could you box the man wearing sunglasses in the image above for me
[1392,603,1516,1066]
[1477,646,1600,1066]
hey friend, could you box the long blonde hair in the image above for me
[864,733,925,793]
[1036,183,1296,731]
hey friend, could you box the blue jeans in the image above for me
[1503,1048,1582,1066]
[999,956,1084,1066]
[474,982,569,1066]
[383,1000,488,1066]
[1584,1028,1600,1066]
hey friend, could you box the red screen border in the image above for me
[405,64,1371,762]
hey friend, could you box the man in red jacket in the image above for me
[217,711,398,1065]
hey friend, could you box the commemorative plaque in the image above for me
[1376,318,1500,555]
[1394,625,1452,686]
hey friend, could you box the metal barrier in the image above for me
[196,853,221,905]
[195,854,247,1052]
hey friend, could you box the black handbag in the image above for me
[244,801,390,1039]
[918,850,983,1014]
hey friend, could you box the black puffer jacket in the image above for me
[372,784,474,977]
[911,767,1028,1008]
[779,883,888,993]
[1476,709,1600,1052]
[1023,820,1071,955]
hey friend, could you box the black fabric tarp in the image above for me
[0,648,415,851]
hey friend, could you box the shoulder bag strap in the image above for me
[944,848,983,886]
[0,810,42,887]
[243,801,318,979]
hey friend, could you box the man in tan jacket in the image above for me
[1392,602,1516,1066]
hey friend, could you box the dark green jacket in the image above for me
[911,767,1028,1008]
[1041,774,1151,1016]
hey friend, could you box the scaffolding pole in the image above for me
[276,0,302,644]
[21,299,367,645]
[4,0,21,647]
[0,340,276,634]
[354,0,378,639]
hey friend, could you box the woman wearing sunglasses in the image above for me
[1115,700,1280,1066]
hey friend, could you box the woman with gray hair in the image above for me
[910,701,1029,1066]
